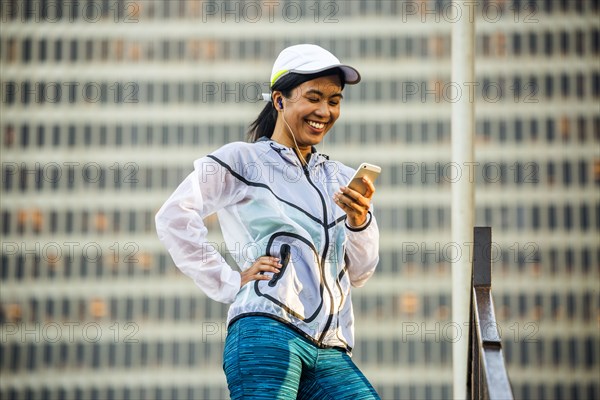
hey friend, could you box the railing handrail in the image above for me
[467,227,514,400]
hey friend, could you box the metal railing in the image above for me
[467,227,514,400]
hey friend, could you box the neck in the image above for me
[271,121,312,162]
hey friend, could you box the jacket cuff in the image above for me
[345,211,373,232]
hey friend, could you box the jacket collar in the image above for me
[258,136,329,168]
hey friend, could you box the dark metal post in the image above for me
[468,227,514,400]
[473,227,491,288]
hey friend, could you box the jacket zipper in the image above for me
[302,164,336,344]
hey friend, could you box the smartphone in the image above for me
[347,163,381,195]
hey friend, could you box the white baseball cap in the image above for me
[269,44,361,88]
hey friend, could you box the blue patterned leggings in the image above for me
[223,316,380,400]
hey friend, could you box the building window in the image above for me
[22,37,32,63]
[543,31,553,56]
[562,161,572,185]
[544,74,553,98]
[575,30,585,55]
[560,73,570,97]
[548,204,557,229]
[560,31,569,55]
[512,33,522,55]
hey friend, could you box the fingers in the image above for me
[252,256,282,277]
[334,190,366,212]
[335,177,374,210]
[361,176,376,199]
[333,177,375,227]
[334,193,366,213]
[240,256,281,287]
[341,189,370,209]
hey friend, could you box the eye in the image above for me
[307,97,320,103]
[329,100,340,106]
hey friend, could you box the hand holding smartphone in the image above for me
[347,163,381,196]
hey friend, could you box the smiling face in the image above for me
[271,74,343,156]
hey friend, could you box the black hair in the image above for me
[247,68,346,142]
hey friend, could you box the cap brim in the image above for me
[289,64,361,85]
[338,65,361,85]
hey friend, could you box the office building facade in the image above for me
[1,0,598,399]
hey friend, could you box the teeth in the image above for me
[307,120,325,129]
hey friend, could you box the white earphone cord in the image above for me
[281,106,308,167]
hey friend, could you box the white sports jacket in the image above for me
[155,138,379,352]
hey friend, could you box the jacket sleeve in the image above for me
[344,210,380,288]
[155,156,246,304]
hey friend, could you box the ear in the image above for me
[272,91,284,111]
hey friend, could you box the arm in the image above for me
[344,211,380,287]
[155,157,243,304]
[334,176,380,287]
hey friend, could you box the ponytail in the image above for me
[247,102,278,142]
[247,69,345,142]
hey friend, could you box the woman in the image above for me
[155,44,380,399]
